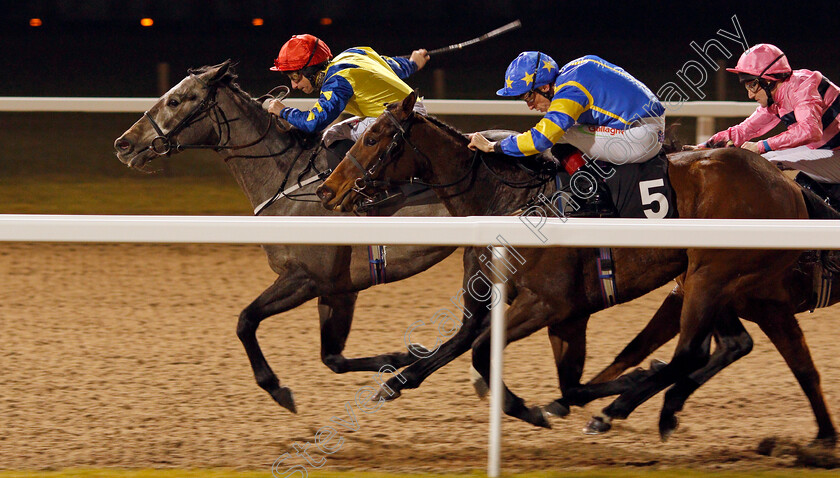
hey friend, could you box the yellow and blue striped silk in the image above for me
[280,47,416,133]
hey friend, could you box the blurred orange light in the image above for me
[252,18,264,26]
[30,18,42,27]
[319,17,333,26]
[140,18,154,27]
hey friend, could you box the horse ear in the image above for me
[208,59,232,83]
[400,91,417,118]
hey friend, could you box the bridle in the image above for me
[342,109,554,205]
[344,109,482,197]
[137,71,332,212]
[140,74,286,156]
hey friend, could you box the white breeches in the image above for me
[560,116,665,164]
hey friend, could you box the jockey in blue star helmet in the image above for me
[496,51,559,100]
[468,51,665,166]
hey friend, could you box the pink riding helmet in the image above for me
[726,43,792,80]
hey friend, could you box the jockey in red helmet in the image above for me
[695,44,840,198]
[264,34,430,147]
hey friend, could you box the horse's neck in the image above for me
[419,126,548,216]
[214,89,325,215]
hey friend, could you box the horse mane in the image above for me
[662,122,683,154]
[419,114,470,146]
[189,61,261,108]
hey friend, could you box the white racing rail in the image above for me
[0,97,757,144]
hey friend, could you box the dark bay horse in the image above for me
[316,91,838,445]
[113,61,457,413]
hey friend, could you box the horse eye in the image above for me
[365,137,377,146]
[166,99,180,107]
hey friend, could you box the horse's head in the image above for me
[317,92,423,212]
[114,60,235,170]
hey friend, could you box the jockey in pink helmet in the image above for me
[695,44,840,205]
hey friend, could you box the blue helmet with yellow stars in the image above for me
[496,51,559,97]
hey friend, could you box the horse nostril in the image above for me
[317,185,335,203]
[114,137,133,153]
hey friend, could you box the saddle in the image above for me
[552,146,677,219]
[794,172,840,212]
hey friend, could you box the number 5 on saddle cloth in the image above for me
[552,145,678,220]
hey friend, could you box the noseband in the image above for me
[344,109,419,192]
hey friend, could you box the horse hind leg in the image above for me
[754,305,837,447]
[237,274,318,413]
[586,272,722,435]
[318,292,427,374]
[557,288,683,414]
[658,307,753,441]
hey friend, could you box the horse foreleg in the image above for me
[543,314,589,417]
[375,249,491,401]
[237,274,318,413]
[658,307,752,441]
[472,288,554,429]
[755,307,837,447]
[318,292,426,373]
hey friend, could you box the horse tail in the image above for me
[801,187,840,220]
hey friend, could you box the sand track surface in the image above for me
[1,244,838,472]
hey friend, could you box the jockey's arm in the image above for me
[477,84,589,157]
[703,107,779,149]
[382,49,429,80]
[275,75,352,134]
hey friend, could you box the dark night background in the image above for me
[1,0,839,214]
[3,0,839,100]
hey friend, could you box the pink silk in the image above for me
[707,69,840,152]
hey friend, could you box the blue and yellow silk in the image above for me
[279,47,417,133]
[499,55,665,156]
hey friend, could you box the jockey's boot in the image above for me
[794,172,840,212]
[555,148,617,217]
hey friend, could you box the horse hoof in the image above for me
[809,434,838,449]
[545,399,570,418]
[274,386,297,414]
[650,359,668,372]
[407,343,431,359]
[659,413,679,441]
[583,415,612,435]
[470,366,489,399]
[373,386,402,402]
[528,406,552,429]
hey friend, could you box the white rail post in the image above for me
[488,245,507,478]
[696,116,715,146]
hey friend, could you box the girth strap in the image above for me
[597,247,618,308]
[368,245,388,285]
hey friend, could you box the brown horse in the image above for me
[113,61,457,414]
[316,91,838,445]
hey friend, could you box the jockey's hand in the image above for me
[741,141,761,153]
[262,99,286,116]
[468,132,496,153]
[682,144,707,151]
[410,49,430,70]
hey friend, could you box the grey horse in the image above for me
[114,60,456,413]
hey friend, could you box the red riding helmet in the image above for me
[726,43,792,81]
[270,34,333,72]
